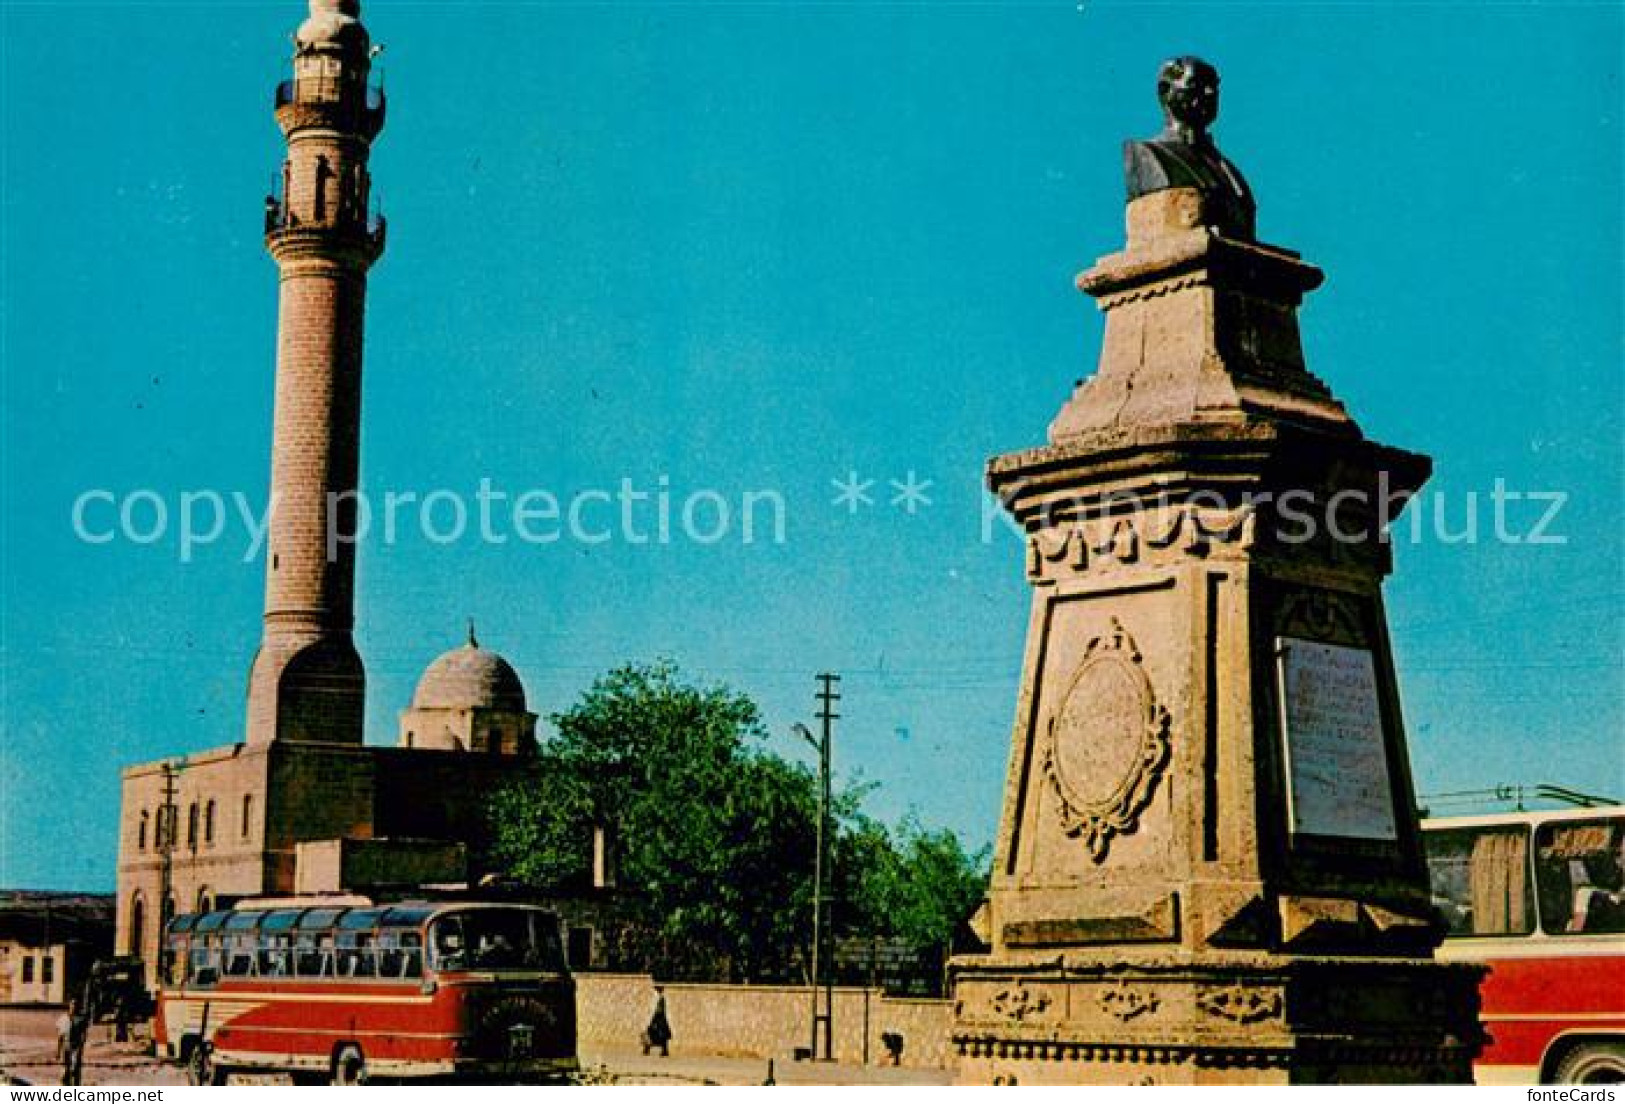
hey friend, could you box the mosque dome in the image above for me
[410,627,527,713]
[295,0,370,55]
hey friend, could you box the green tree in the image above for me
[843,814,989,951]
[487,661,821,982]
[488,661,991,988]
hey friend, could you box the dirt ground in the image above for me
[0,1006,950,1087]
[0,1007,184,1086]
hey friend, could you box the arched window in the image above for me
[187,803,199,849]
[129,893,146,957]
[204,800,216,845]
[196,886,213,913]
[138,811,149,851]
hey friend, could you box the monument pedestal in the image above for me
[950,186,1484,1084]
[954,956,1483,1085]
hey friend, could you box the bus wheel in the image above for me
[331,1044,369,1086]
[187,1042,226,1087]
[1555,1042,1625,1084]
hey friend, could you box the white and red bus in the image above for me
[156,898,578,1084]
[1423,804,1625,1084]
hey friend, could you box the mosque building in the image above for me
[114,0,542,978]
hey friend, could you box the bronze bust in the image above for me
[1125,56,1255,240]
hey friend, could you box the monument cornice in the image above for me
[1079,228,1324,307]
[987,420,1430,527]
[950,949,1465,978]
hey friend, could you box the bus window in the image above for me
[430,909,566,972]
[401,932,423,979]
[339,909,386,931]
[1534,817,1625,935]
[1425,826,1534,936]
[224,933,257,977]
[294,932,334,977]
[338,933,378,978]
[195,912,229,936]
[378,933,402,978]
[259,935,292,977]
[189,938,220,987]
[431,917,467,971]
[534,915,566,973]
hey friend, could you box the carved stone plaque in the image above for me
[1043,619,1172,861]
[1275,637,1397,840]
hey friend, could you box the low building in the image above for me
[0,892,114,1005]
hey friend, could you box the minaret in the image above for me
[246,0,386,745]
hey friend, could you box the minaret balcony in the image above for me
[274,76,386,139]
[264,200,386,262]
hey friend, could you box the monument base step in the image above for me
[950,954,1485,1085]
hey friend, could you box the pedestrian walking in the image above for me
[54,1008,72,1063]
[640,983,672,1058]
[62,1002,89,1086]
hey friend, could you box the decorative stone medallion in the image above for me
[1042,618,1172,861]
[1099,981,1161,1022]
[1196,984,1283,1024]
[990,983,1053,1023]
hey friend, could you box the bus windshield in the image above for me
[428,909,565,972]
[1534,817,1625,935]
[1426,814,1625,938]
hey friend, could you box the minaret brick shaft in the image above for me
[246,0,386,745]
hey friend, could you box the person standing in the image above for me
[641,984,672,1058]
[54,1008,72,1063]
[62,1002,89,1086]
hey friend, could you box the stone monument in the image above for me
[949,57,1485,1084]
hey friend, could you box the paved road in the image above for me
[578,1045,952,1086]
[1,1007,950,1087]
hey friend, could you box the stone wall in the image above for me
[115,744,276,977]
[293,838,466,894]
[575,973,953,1070]
[265,743,376,856]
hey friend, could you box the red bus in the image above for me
[1423,804,1625,1084]
[157,898,578,1084]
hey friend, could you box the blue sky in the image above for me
[2,1,1621,890]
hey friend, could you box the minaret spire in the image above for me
[245,0,387,745]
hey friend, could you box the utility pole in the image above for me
[157,758,184,981]
[796,673,840,1062]
[815,673,838,1062]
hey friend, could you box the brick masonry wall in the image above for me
[575,973,954,1070]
